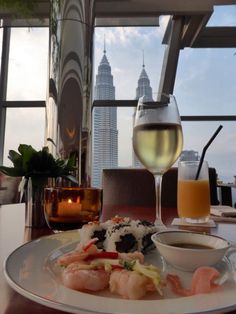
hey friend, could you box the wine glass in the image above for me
[132,95,183,227]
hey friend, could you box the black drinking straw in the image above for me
[195,125,223,180]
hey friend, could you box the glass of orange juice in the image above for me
[177,160,210,223]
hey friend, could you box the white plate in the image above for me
[4,231,236,314]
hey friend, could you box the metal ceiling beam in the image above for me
[92,101,236,121]
[193,27,236,48]
[157,16,184,101]
[93,100,138,107]
[94,0,214,17]
[180,13,212,48]
[1,0,235,20]
[1,101,46,108]
[1,18,49,27]
[95,16,159,27]
[181,115,236,121]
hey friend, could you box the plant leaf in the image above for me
[0,166,24,177]
[1,144,78,187]
[8,150,23,169]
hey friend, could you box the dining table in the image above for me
[1,202,236,314]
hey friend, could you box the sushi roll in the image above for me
[79,221,108,249]
[78,216,157,254]
[105,222,138,253]
[131,220,158,253]
[78,216,130,250]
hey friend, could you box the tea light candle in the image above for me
[58,197,82,216]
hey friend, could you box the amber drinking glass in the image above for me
[44,187,102,232]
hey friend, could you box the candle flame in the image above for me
[68,198,72,204]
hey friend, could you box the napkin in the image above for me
[210,205,236,223]
[210,205,236,217]
[171,218,216,228]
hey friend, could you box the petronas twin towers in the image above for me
[92,48,153,187]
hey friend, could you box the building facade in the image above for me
[180,150,199,161]
[92,49,118,187]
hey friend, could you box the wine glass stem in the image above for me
[154,174,164,226]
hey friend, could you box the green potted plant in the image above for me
[0,144,78,227]
[0,0,36,18]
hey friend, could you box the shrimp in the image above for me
[57,251,89,266]
[62,261,110,291]
[109,269,156,299]
[166,266,220,296]
[57,239,101,266]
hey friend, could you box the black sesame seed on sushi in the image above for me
[92,229,107,249]
[115,233,138,253]
[79,221,108,250]
[104,222,139,253]
[130,220,158,253]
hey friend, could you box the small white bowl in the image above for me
[151,230,231,271]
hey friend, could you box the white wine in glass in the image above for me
[133,95,183,227]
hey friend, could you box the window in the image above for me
[175,48,236,116]
[7,28,48,100]
[4,108,45,166]
[1,27,48,165]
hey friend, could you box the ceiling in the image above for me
[0,0,235,48]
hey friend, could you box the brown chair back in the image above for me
[102,166,219,209]
[102,168,155,208]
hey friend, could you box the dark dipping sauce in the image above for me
[170,243,213,249]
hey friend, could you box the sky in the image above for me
[2,4,236,185]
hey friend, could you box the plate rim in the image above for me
[3,232,236,314]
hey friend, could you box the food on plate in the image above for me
[56,237,226,300]
[110,269,157,300]
[166,266,220,296]
[57,238,164,299]
[78,216,158,253]
[57,238,145,267]
[63,263,110,291]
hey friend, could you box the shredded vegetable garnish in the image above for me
[119,259,136,271]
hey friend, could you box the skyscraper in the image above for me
[133,57,154,167]
[92,47,118,187]
[135,57,154,102]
